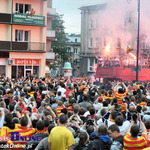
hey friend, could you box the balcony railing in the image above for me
[13,13,45,26]
[47,30,55,38]
[0,13,11,23]
[0,41,45,52]
[47,8,56,17]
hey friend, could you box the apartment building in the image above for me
[79,1,149,76]
[0,0,55,78]
[66,34,80,76]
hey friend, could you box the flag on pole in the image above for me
[126,46,133,54]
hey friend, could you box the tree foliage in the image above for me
[51,14,69,65]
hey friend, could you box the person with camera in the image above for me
[114,82,128,105]
[123,114,147,150]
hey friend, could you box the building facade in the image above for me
[79,1,150,77]
[66,34,80,76]
[0,0,55,79]
[46,0,55,77]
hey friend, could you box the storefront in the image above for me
[11,59,40,78]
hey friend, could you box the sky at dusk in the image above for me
[53,0,106,34]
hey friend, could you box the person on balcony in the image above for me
[31,8,35,15]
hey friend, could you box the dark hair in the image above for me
[9,104,14,112]
[27,107,32,113]
[83,94,89,101]
[86,126,94,135]
[16,106,22,113]
[130,124,139,138]
[89,107,95,115]
[118,88,124,94]
[12,117,20,124]
[59,114,68,124]
[141,96,146,102]
[32,119,38,128]
[58,91,61,96]
[43,119,51,127]
[73,105,79,114]
[115,116,124,126]
[100,108,107,116]
[79,107,86,115]
[108,124,120,133]
[48,124,55,134]
[78,132,88,146]
[5,113,13,123]
[61,108,68,115]
[36,120,45,130]
[145,120,150,129]
[43,110,51,116]
[20,116,28,127]
[97,125,108,135]
[111,110,118,120]
[103,101,108,107]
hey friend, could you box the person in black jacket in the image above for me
[108,124,123,150]
[74,132,88,150]
[88,124,112,150]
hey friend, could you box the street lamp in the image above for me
[127,0,140,81]
[136,0,140,82]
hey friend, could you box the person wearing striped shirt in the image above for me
[123,114,147,150]
[114,82,128,105]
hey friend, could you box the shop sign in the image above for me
[14,59,39,66]
[13,14,45,26]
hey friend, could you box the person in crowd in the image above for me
[108,124,124,150]
[48,113,75,150]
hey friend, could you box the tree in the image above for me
[51,14,69,74]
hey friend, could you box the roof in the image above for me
[79,3,107,11]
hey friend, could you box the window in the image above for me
[88,58,97,72]
[75,38,77,42]
[74,48,78,54]
[89,38,93,48]
[95,38,99,48]
[67,48,71,53]
[96,19,99,28]
[16,3,31,14]
[89,19,94,29]
[15,30,29,41]
[141,40,148,49]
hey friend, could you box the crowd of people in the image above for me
[97,56,150,68]
[0,75,150,149]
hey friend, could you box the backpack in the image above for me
[87,137,111,150]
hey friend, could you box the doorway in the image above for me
[25,69,32,77]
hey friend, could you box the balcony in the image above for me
[47,8,56,17]
[0,41,45,52]
[12,13,45,26]
[46,52,55,60]
[47,30,55,39]
[0,13,11,23]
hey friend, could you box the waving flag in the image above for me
[126,46,133,54]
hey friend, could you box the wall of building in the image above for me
[8,52,46,78]
[0,0,11,13]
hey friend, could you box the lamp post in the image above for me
[127,0,140,81]
[136,0,140,82]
